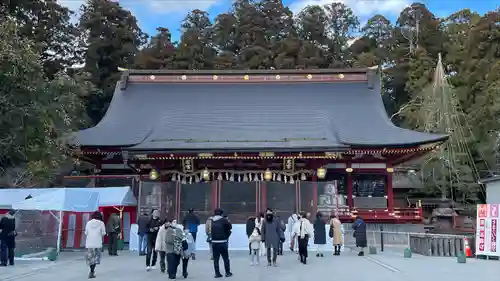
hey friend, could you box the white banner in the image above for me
[476,204,500,256]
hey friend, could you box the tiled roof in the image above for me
[73,70,447,151]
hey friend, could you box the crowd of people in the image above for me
[1,206,367,279]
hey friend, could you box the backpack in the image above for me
[172,230,184,255]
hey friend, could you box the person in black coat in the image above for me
[313,212,326,257]
[275,215,286,255]
[145,209,162,270]
[0,210,16,266]
[352,216,367,256]
[210,208,233,278]
[137,212,149,256]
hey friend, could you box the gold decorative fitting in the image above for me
[149,75,155,80]
[338,74,344,79]
[243,75,249,80]
[275,75,281,80]
[345,167,353,173]
[306,74,312,79]
[283,158,295,172]
[181,75,187,80]
[316,167,327,179]
[182,159,194,173]
[213,75,218,80]
[386,167,394,173]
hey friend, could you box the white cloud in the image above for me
[58,0,219,14]
[290,0,410,17]
[147,0,218,14]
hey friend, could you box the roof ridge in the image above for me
[118,68,372,75]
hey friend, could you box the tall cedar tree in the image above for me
[0,0,81,78]
[79,0,147,124]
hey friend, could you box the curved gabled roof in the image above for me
[73,69,448,151]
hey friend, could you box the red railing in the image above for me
[335,206,422,223]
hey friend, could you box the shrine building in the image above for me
[69,68,448,223]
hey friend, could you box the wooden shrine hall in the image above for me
[70,68,449,223]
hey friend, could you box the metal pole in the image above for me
[56,211,63,253]
[380,225,384,252]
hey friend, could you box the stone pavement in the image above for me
[1,249,499,281]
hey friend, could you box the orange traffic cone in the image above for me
[464,237,472,257]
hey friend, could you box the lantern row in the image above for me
[148,168,327,183]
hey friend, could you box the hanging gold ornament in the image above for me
[202,168,210,181]
[149,169,159,180]
[264,169,272,181]
[317,167,327,179]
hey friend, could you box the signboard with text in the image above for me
[476,204,500,256]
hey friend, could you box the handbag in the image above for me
[329,225,334,238]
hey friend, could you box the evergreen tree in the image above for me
[0,0,82,77]
[134,27,176,70]
[175,9,216,70]
[0,20,94,186]
[79,0,147,124]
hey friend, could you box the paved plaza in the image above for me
[1,249,499,281]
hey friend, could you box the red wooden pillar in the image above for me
[260,181,267,212]
[211,180,219,210]
[296,181,301,213]
[346,164,354,209]
[386,166,394,211]
[312,175,318,216]
[175,181,181,220]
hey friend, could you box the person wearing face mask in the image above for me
[293,211,313,264]
[261,209,285,267]
[146,209,162,271]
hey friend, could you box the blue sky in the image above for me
[60,0,499,40]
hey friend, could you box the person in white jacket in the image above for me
[292,211,313,264]
[287,213,298,251]
[84,211,106,279]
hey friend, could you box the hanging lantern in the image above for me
[317,167,327,179]
[202,168,210,181]
[264,169,272,181]
[149,169,159,180]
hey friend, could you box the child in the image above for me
[248,227,262,265]
[181,227,195,278]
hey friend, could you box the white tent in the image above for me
[0,186,136,210]
[72,187,136,207]
[12,188,99,212]
[12,188,99,252]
